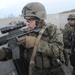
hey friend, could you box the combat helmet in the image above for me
[68,14,75,20]
[22,2,46,20]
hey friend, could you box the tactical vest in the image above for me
[34,52,55,69]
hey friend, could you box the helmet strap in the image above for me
[36,19,47,28]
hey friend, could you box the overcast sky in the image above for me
[0,0,75,18]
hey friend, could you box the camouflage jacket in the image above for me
[63,23,75,49]
[38,23,63,57]
[25,23,64,68]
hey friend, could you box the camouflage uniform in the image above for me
[63,14,75,75]
[22,22,65,75]
[63,23,74,49]
[63,23,75,75]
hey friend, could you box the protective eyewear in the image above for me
[25,17,35,23]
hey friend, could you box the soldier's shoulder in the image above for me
[46,23,61,34]
[64,23,70,28]
[47,23,58,29]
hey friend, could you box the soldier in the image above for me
[63,14,75,75]
[63,14,75,48]
[0,2,65,75]
[21,2,65,75]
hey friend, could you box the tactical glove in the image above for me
[0,48,6,60]
[0,47,11,60]
[18,36,36,48]
[25,36,36,48]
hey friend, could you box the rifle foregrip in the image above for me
[0,37,7,46]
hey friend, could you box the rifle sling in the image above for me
[29,26,48,75]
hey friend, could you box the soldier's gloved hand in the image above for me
[0,47,11,61]
[0,48,6,60]
[18,36,36,48]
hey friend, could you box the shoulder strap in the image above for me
[29,25,48,75]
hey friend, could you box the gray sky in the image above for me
[0,0,75,18]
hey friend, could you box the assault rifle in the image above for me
[0,22,42,75]
[0,22,41,46]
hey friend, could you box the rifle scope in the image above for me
[0,23,26,34]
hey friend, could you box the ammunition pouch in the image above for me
[35,52,50,69]
[34,52,61,69]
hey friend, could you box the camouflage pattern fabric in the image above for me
[20,23,64,60]
[63,23,75,75]
[63,23,75,48]
[38,24,64,57]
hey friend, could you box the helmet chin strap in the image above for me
[36,19,47,28]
